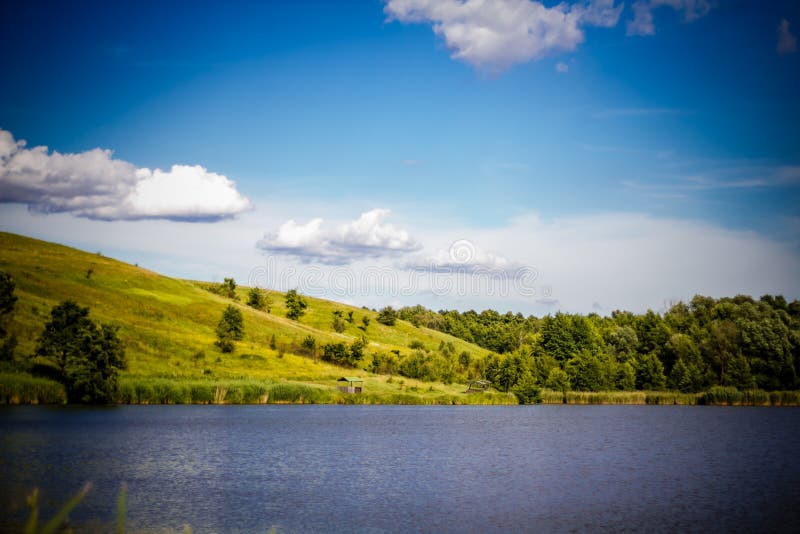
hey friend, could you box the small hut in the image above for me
[465,380,491,393]
[337,377,363,394]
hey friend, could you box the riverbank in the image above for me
[2,373,799,406]
[540,387,800,406]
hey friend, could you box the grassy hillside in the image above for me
[0,232,512,404]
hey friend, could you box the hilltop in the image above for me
[0,232,512,404]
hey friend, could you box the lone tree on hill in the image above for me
[36,300,126,403]
[216,305,244,353]
[285,289,308,321]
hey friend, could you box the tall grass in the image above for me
[0,373,66,404]
[116,377,338,404]
[539,389,702,405]
[700,387,800,406]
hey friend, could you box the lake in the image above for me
[1,405,799,532]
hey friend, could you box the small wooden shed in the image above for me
[465,380,492,393]
[338,377,363,394]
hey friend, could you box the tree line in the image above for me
[398,295,800,393]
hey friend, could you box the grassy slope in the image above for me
[0,232,512,403]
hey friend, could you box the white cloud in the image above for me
[0,128,252,221]
[778,18,797,54]
[384,0,622,71]
[555,61,569,73]
[627,0,712,36]
[256,208,419,264]
[407,238,527,276]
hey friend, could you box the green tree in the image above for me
[301,335,317,357]
[285,289,307,321]
[566,350,613,391]
[633,353,666,390]
[606,326,638,362]
[702,319,740,385]
[246,287,269,312]
[220,277,238,299]
[216,305,244,353]
[322,342,349,366]
[35,301,126,403]
[361,315,371,330]
[377,306,398,326]
[512,371,541,404]
[539,313,577,363]
[332,313,346,333]
[545,367,570,394]
[614,361,636,390]
[0,271,18,361]
[0,271,17,329]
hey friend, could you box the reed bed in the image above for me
[116,377,337,404]
[0,373,66,404]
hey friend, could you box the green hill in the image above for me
[0,232,512,404]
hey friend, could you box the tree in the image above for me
[633,353,666,390]
[361,316,371,331]
[216,305,244,353]
[545,367,570,394]
[301,335,317,357]
[220,277,238,300]
[247,287,270,312]
[285,289,307,321]
[35,301,126,403]
[0,271,18,360]
[512,372,541,404]
[702,319,740,384]
[566,350,613,391]
[332,313,346,333]
[0,271,17,325]
[377,306,398,326]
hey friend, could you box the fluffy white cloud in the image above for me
[778,18,797,54]
[257,209,419,264]
[555,61,569,73]
[0,129,252,221]
[384,0,622,71]
[627,0,712,36]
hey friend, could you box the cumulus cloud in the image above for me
[256,209,419,264]
[627,0,712,36]
[555,61,569,73]
[384,0,622,71]
[0,128,252,221]
[778,18,797,54]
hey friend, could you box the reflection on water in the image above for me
[1,405,799,532]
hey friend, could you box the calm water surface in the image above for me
[1,405,799,532]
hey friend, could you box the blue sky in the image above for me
[1,0,799,314]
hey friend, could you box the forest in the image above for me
[394,295,800,394]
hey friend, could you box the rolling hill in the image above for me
[0,232,512,404]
